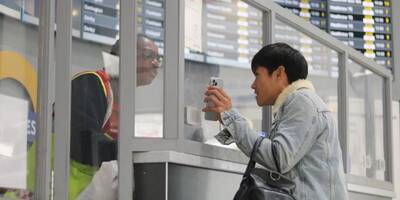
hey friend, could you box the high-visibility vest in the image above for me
[23,69,118,200]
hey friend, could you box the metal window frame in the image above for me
[53,0,72,199]
[119,0,136,199]
[130,0,183,154]
[35,0,55,199]
[261,7,274,133]
[164,0,182,140]
[339,52,349,173]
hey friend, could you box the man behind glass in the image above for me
[20,32,160,200]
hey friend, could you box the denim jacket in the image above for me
[218,80,348,200]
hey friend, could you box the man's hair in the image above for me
[251,42,308,83]
[110,33,151,56]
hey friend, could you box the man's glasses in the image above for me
[142,48,163,67]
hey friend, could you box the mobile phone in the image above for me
[205,77,224,121]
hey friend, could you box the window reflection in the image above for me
[274,19,339,125]
[184,0,263,148]
[348,60,386,181]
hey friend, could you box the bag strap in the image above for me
[243,136,282,177]
[243,137,265,177]
[271,142,281,173]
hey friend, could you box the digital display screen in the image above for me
[274,0,393,68]
[185,0,263,68]
[274,0,328,29]
[327,0,393,68]
[81,0,119,44]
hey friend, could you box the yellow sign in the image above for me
[0,51,37,111]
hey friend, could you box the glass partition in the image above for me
[184,0,263,148]
[68,0,165,197]
[0,1,39,198]
[69,0,120,199]
[348,59,387,181]
[274,19,339,125]
[135,0,165,138]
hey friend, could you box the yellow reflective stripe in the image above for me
[104,132,114,140]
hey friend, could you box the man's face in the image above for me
[137,38,160,86]
[251,66,282,106]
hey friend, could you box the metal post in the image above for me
[384,78,393,182]
[164,0,181,139]
[54,0,72,199]
[35,0,55,199]
[262,10,275,132]
[338,52,349,172]
[119,0,135,199]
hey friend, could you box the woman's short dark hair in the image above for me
[251,43,308,83]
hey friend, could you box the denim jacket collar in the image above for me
[272,79,315,115]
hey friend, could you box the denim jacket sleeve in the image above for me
[220,91,324,173]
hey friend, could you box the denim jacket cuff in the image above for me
[221,108,239,126]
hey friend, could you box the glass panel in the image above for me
[135,0,165,138]
[69,0,120,199]
[0,0,38,198]
[184,0,263,148]
[348,60,386,181]
[274,19,339,126]
[68,0,165,197]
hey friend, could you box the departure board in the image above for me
[185,0,263,68]
[81,0,119,45]
[328,0,392,68]
[274,0,393,68]
[274,0,328,30]
[81,0,165,47]
[137,0,165,54]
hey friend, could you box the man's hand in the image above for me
[202,86,232,121]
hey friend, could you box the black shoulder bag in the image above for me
[233,137,296,200]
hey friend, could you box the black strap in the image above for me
[243,137,264,177]
[271,142,281,173]
[243,136,282,177]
